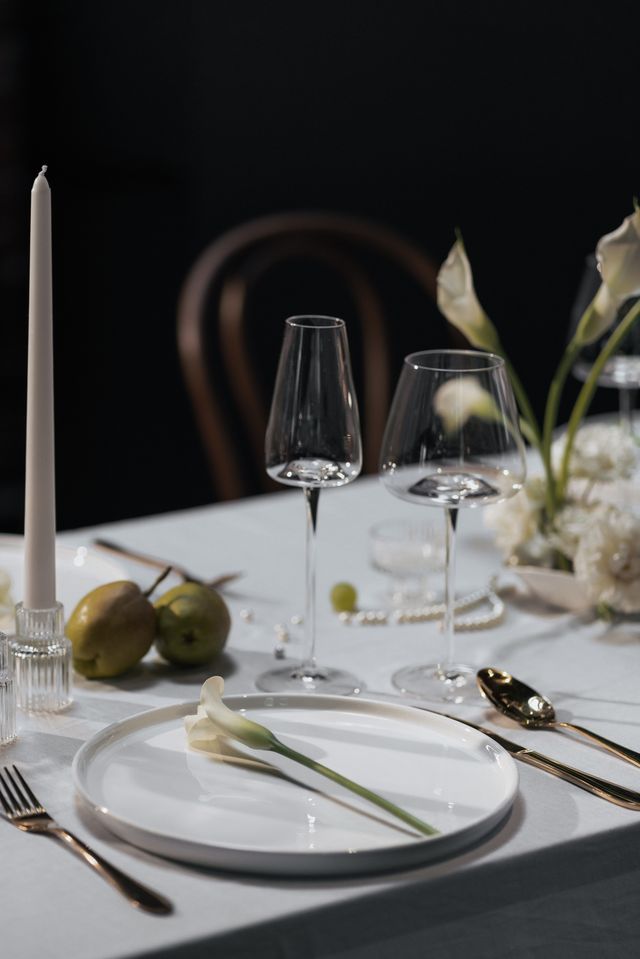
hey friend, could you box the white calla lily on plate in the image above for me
[185,677,439,838]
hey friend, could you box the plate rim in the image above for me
[72,693,519,876]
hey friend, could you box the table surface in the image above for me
[4,475,640,959]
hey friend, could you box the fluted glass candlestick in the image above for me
[11,603,72,712]
[15,168,72,712]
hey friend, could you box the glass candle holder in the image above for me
[0,632,16,744]
[10,602,72,712]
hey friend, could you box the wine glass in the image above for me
[379,349,526,703]
[256,315,363,694]
[570,254,640,435]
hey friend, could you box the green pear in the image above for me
[67,580,156,679]
[154,582,231,667]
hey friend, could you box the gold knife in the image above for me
[443,713,640,810]
[92,538,243,589]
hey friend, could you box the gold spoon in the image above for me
[476,666,640,769]
[92,538,243,590]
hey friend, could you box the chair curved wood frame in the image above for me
[177,211,440,501]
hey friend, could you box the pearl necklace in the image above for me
[335,579,504,631]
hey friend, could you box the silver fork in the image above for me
[0,766,172,914]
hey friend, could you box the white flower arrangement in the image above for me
[485,425,640,613]
[436,207,640,616]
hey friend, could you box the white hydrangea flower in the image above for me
[484,477,547,560]
[510,532,557,568]
[547,502,598,561]
[552,423,637,483]
[573,506,640,613]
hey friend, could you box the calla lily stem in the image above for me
[557,298,640,500]
[503,356,542,449]
[271,739,439,838]
[540,338,582,518]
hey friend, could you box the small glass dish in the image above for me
[368,518,445,607]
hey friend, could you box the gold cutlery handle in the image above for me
[92,538,242,589]
[49,827,173,914]
[555,722,640,769]
[520,751,640,810]
[93,538,192,580]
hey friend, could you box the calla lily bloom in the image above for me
[575,208,640,345]
[597,207,640,300]
[576,282,619,345]
[436,235,542,450]
[436,240,501,352]
[434,377,501,434]
[199,676,276,749]
[185,677,439,838]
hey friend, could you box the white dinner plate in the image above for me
[73,694,518,877]
[0,535,128,621]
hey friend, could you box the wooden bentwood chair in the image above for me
[177,211,450,502]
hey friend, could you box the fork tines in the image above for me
[0,766,44,818]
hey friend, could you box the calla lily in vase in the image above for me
[185,677,439,838]
[436,207,640,616]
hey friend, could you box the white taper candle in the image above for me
[23,166,56,609]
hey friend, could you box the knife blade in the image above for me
[441,713,640,811]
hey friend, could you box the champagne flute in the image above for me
[256,316,363,694]
[379,350,526,703]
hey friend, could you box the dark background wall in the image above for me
[2,0,638,532]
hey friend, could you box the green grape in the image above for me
[330,582,358,613]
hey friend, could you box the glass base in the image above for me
[255,662,363,695]
[392,662,477,704]
[12,603,73,713]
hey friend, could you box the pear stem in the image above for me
[143,566,173,597]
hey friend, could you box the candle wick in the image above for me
[40,165,48,175]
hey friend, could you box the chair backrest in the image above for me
[177,211,451,501]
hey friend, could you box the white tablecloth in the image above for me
[4,477,640,959]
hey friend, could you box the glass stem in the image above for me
[302,485,320,674]
[441,507,458,676]
[619,388,636,436]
